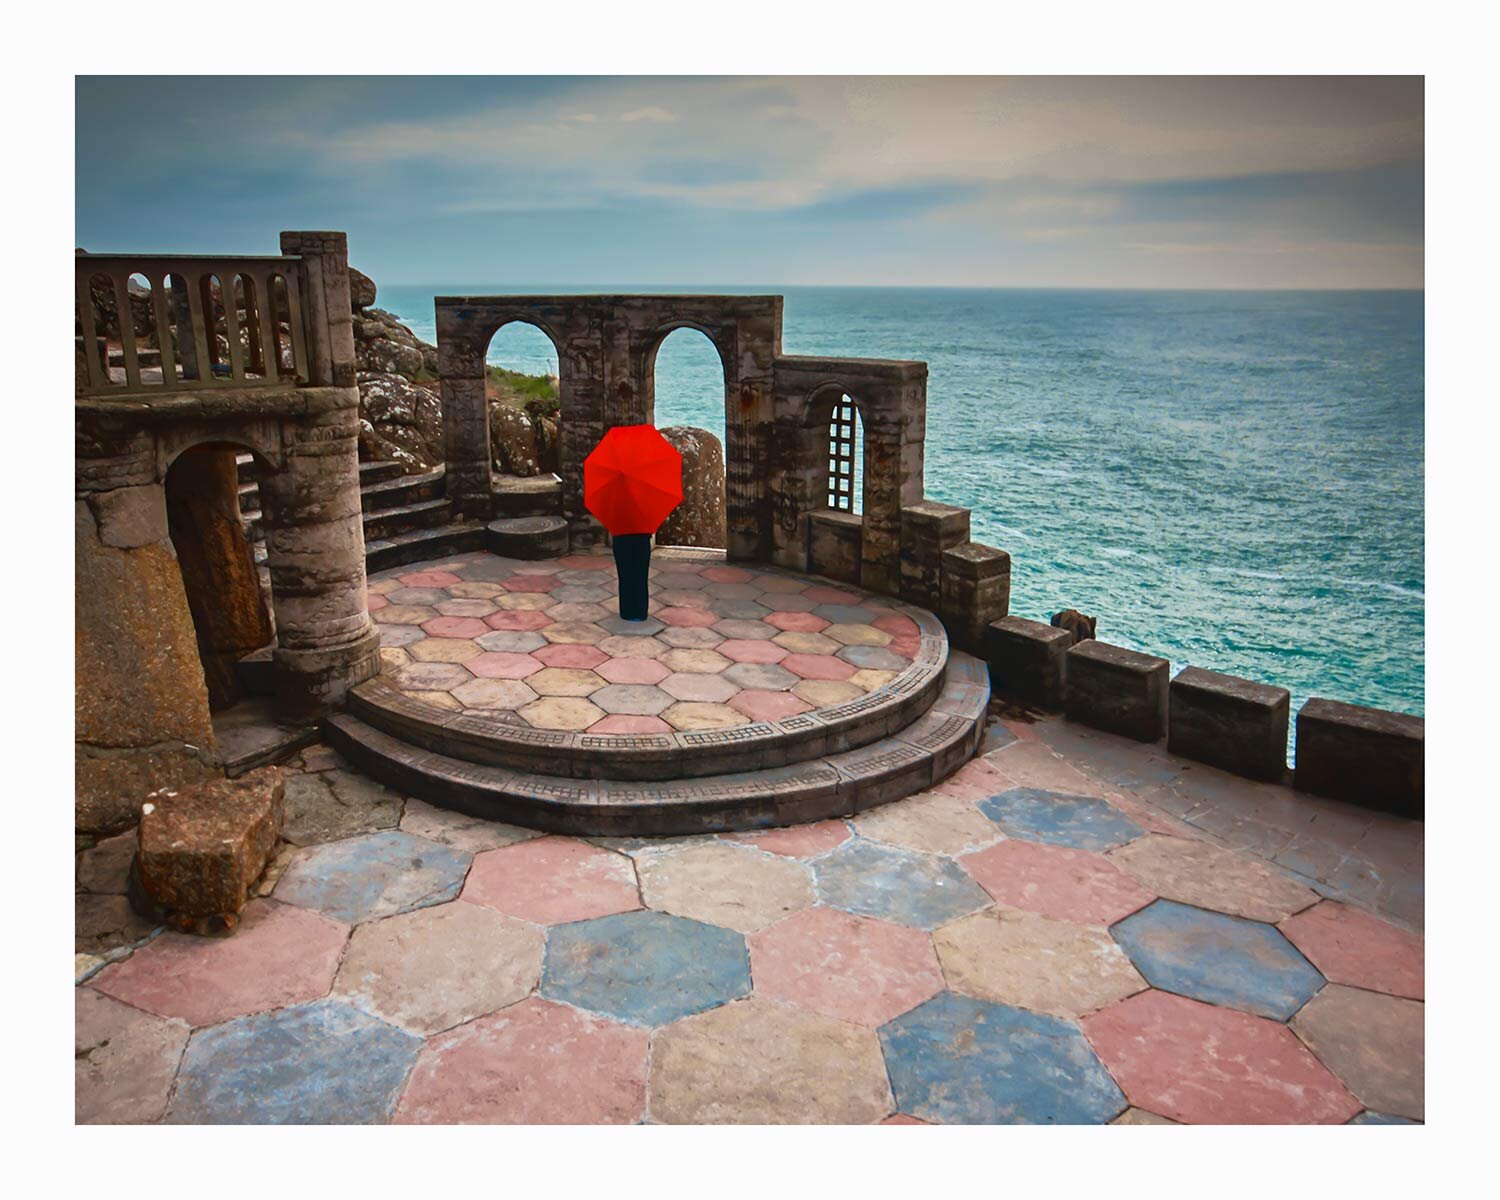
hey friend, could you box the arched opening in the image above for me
[164,443,275,714]
[649,327,729,549]
[827,393,865,516]
[485,320,561,478]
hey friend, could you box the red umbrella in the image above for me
[584,425,683,535]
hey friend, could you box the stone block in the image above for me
[1294,698,1424,818]
[940,542,1010,653]
[485,515,568,559]
[899,501,970,608]
[987,616,1070,709]
[88,484,168,549]
[807,510,862,586]
[1168,666,1290,781]
[1064,640,1168,742]
[132,767,285,930]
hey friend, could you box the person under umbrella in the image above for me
[583,425,684,620]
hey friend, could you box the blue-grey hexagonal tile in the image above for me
[274,831,470,925]
[977,788,1143,851]
[813,604,878,625]
[166,999,421,1124]
[541,909,750,1026]
[596,615,664,637]
[880,992,1126,1124]
[813,839,990,929]
[1111,899,1325,1020]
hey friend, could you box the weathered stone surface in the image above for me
[1111,1107,1179,1125]
[651,997,892,1124]
[75,749,221,840]
[814,840,990,930]
[76,893,159,956]
[463,837,639,925]
[274,831,470,925]
[1294,698,1424,818]
[167,999,421,1124]
[1279,900,1423,1000]
[1082,990,1360,1124]
[960,839,1154,926]
[1065,640,1169,742]
[334,901,543,1035]
[852,790,1001,857]
[399,798,542,853]
[396,997,648,1124]
[89,484,168,549]
[987,616,1071,709]
[749,907,944,1027]
[637,842,812,933]
[348,265,377,310]
[1291,985,1424,1120]
[77,831,137,895]
[1108,834,1318,923]
[723,820,851,859]
[1168,666,1290,782]
[491,404,544,476]
[282,768,403,846]
[935,907,1146,1019]
[92,899,348,1026]
[656,426,727,550]
[75,988,189,1124]
[134,767,285,923]
[978,787,1143,852]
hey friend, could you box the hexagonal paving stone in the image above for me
[1111,900,1324,1020]
[388,587,449,607]
[662,701,748,730]
[532,642,610,670]
[1279,900,1424,1000]
[448,581,506,599]
[378,623,427,648]
[660,672,738,703]
[463,837,640,925]
[590,714,673,733]
[591,683,674,716]
[374,604,438,626]
[793,680,865,706]
[595,656,671,684]
[935,907,1146,1018]
[766,610,829,633]
[502,574,560,592]
[658,625,725,649]
[596,633,667,659]
[333,901,542,1036]
[723,661,801,692]
[717,638,788,664]
[723,819,852,858]
[408,637,482,663]
[961,839,1155,926]
[881,992,1126,1124]
[473,629,547,654]
[274,831,471,925]
[394,996,648,1124]
[854,791,1001,857]
[1108,834,1319,923]
[76,988,190,1124]
[597,614,665,636]
[465,651,544,680]
[729,689,813,722]
[780,652,856,681]
[773,630,842,656]
[750,907,944,1026]
[651,996,892,1124]
[814,840,990,929]
[542,909,750,1026]
[637,842,813,933]
[660,647,732,674]
[450,676,538,710]
[824,622,891,647]
[978,788,1144,851]
[813,604,877,625]
[838,645,910,671]
[1290,985,1424,1121]
[280,769,403,847]
[518,696,607,730]
[166,999,421,1124]
[1112,1107,1179,1125]
[421,615,490,640]
[549,601,612,625]
[434,598,497,618]
[710,602,772,625]
[92,900,348,1026]
[410,689,463,712]
[401,569,461,587]
[395,661,473,692]
[657,606,719,628]
[493,591,556,612]
[483,608,553,631]
[1081,990,1360,1124]
[542,621,607,645]
[527,667,607,697]
[399,798,541,852]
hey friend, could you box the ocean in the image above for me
[381,284,1425,734]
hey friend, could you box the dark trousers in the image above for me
[612,533,652,621]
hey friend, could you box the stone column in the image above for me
[436,316,493,521]
[278,231,358,389]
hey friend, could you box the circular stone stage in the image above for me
[328,547,989,835]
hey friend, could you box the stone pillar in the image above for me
[900,501,970,610]
[278,231,357,389]
[940,542,1012,654]
[437,328,493,520]
[164,447,274,709]
[558,328,606,548]
[257,396,381,723]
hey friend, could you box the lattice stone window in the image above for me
[827,396,863,514]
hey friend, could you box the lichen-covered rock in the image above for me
[349,266,377,311]
[364,338,426,379]
[491,405,541,476]
[357,372,444,474]
[657,426,727,549]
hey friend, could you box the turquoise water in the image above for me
[382,285,1424,726]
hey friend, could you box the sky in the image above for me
[75,76,1423,289]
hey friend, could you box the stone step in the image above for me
[360,466,446,512]
[236,453,256,485]
[485,515,568,559]
[324,652,989,836]
[364,522,487,573]
[237,480,260,514]
[493,473,564,518]
[360,460,404,485]
[362,497,452,542]
[242,509,263,543]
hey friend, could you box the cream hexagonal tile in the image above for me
[451,677,539,711]
[519,696,607,731]
[598,634,668,659]
[638,842,813,933]
[408,689,464,712]
[659,672,739,704]
[823,623,893,647]
[661,701,749,731]
[849,668,899,692]
[792,680,865,706]
[493,592,556,612]
[540,622,608,646]
[380,647,412,671]
[772,631,842,655]
[660,648,732,675]
[853,791,1003,857]
[528,667,607,697]
[408,638,483,664]
[1108,834,1319,923]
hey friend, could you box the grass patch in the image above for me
[486,365,558,415]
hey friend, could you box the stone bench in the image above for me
[1294,698,1424,819]
[1168,666,1290,781]
[1065,640,1169,742]
[130,766,286,934]
[807,510,863,585]
[986,616,1070,709]
[486,516,568,560]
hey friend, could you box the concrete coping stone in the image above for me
[941,542,1011,579]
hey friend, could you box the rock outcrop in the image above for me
[348,277,444,472]
[489,402,560,477]
[657,426,727,549]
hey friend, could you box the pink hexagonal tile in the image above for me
[399,570,461,588]
[483,609,553,632]
[502,575,561,593]
[749,907,944,1027]
[657,606,719,628]
[466,652,544,680]
[1279,901,1424,1000]
[717,639,789,664]
[421,616,490,640]
[395,997,647,1124]
[887,638,921,660]
[724,820,852,858]
[700,565,752,583]
[559,554,615,571]
[588,714,674,734]
[960,839,1155,926]
[1081,990,1360,1124]
[463,837,641,925]
[766,611,829,633]
[366,594,389,612]
[729,689,814,722]
[533,643,609,670]
[780,653,857,681]
[873,614,921,639]
[595,657,672,685]
[91,900,348,1027]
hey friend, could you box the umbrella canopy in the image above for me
[583,424,684,535]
